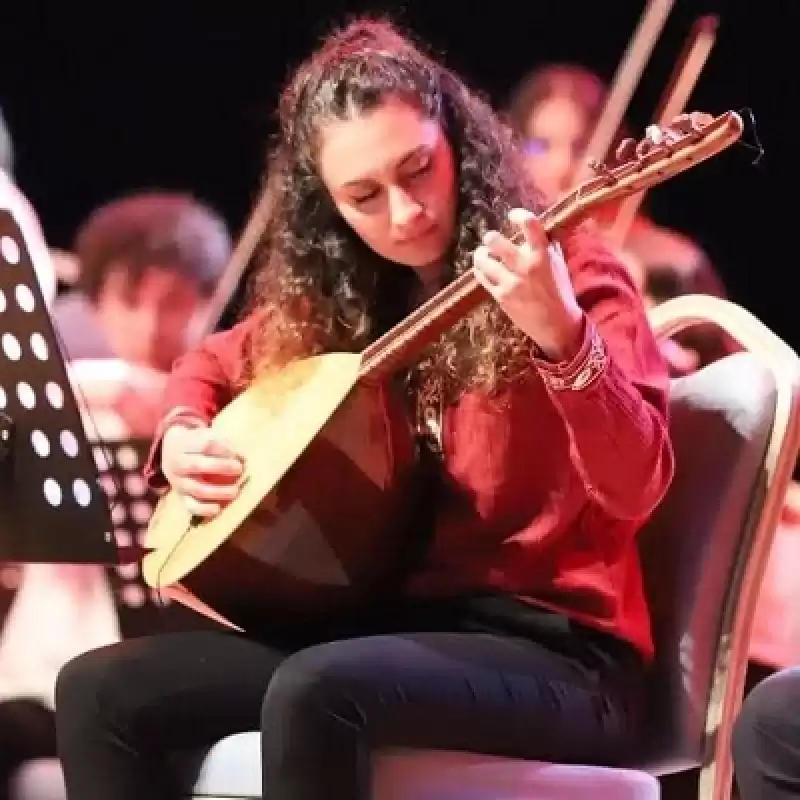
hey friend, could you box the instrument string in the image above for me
[51,326,126,520]
[152,519,195,610]
[735,107,764,165]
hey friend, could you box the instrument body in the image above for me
[143,112,745,630]
[143,355,420,628]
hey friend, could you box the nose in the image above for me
[131,308,160,352]
[388,186,424,236]
[551,145,576,190]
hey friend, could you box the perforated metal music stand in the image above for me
[95,437,157,603]
[0,207,117,564]
[94,436,220,635]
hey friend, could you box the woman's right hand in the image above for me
[161,424,245,518]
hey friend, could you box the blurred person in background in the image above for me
[0,107,14,178]
[51,192,232,434]
[50,248,82,296]
[53,191,230,368]
[505,63,731,372]
[0,107,56,305]
[0,117,230,800]
[1,107,83,300]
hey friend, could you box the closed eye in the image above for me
[349,153,433,207]
[352,188,380,205]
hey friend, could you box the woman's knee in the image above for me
[261,640,375,730]
[57,646,115,716]
[733,668,800,766]
[55,642,149,737]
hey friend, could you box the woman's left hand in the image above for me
[472,208,584,361]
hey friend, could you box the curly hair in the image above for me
[244,17,542,405]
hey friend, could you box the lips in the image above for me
[397,223,436,245]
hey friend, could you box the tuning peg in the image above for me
[685,111,714,132]
[635,134,662,158]
[615,137,638,163]
[587,159,618,184]
[666,114,691,132]
[663,115,695,138]
[664,112,714,138]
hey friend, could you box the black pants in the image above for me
[0,698,57,800]
[55,599,647,800]
[733,667,800,798]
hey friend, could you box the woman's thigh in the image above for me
[56,629,288,750]
[264,630,644,765]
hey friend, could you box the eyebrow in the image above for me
[341,145,429,188]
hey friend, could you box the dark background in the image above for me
[0,0,794,340]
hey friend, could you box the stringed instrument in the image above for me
[142,112,744,631]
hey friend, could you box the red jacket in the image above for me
[146,228,674,662]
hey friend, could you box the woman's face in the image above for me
[523,96,590,205]
[316,96,458,286]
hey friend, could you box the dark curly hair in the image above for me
[244,17,541,405]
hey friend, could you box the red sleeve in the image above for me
[533,227,675,521]
[143,319,253,488]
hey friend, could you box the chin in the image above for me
[400,253,444,271]
[388,240,448,271]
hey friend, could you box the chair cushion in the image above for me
[185,732,660,799]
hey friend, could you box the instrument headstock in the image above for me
[540,110,744,234]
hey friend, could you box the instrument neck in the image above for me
[359,269,484,382]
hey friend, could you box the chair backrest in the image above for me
[638,352,775,767]
[636,296,800,787]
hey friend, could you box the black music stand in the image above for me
[94,437,158,606]
[95,437,219,635]
[0,207,117,564]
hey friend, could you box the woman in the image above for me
[54,18,674,800]
[506,63,611,206]
[733,668,800,798]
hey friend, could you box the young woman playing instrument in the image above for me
[54,18,675,800]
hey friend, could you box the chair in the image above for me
[13,296,800,800]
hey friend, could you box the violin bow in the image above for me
[608,15,720,246]
[192,183,273,341]
[572,0,677,186]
